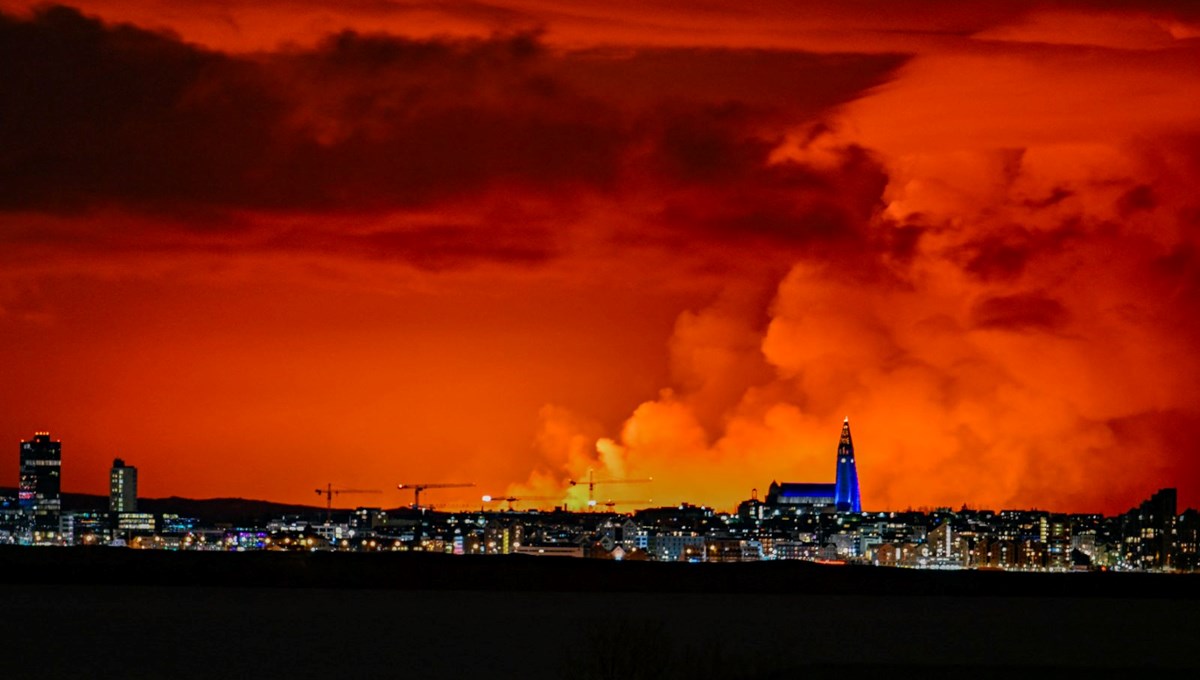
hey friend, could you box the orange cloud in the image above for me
[2,1,1198,514]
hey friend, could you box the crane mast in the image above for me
[398,482,475,510]
[568,469,652,509]
[601,499,653,511]
[481,494,557,511]
[313,484,381,524]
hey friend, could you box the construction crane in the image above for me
[569,468,652,509]
[598,499,653,512]
[314,484,381,524]
[397,482,474,510]
[481,494,558,511]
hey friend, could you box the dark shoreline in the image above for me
[2,545,1196,598]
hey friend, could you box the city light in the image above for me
[1,426,1195,571]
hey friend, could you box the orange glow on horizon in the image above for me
[1,0,1198,515]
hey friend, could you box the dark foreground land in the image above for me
[1,548,1197,679]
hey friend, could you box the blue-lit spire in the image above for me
[833,417,861,513]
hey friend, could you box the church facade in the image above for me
[762,418,862,514]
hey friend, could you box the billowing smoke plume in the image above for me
[511,132,1200,512]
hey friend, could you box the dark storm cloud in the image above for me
[0,7,623,212]
[0,5,907,266]
[264,222,559,270]
[1153,242,1200,301]
[959,234,1036,281]
[1103,408,1200,504]
[1023,187,1073,210]
[1116,184,1156,216]
[956,223,1082,282]
[969,291,1069,331]
[0,5,281,210]
[650,140,890,249]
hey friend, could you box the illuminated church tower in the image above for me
[833,417,861,513]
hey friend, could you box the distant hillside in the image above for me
[136,496,333,525]
[0,488,345,525]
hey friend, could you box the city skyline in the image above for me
[2,1,1199,514]
[4,424,1189,517]
[6,428,1194,571]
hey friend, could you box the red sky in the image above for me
[1,0,1198,513]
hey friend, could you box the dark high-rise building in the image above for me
[110,458,138,513]
[1121,488,1176,570]
[833,417,861,513]
[19,432,62,534]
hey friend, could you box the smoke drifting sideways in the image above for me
[510,135,1200,514]
[2,3,1199,512]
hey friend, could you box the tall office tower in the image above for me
[19,432,62,532]
[110,458,138,513]
[833,417,862,513]
[1131,488,1177,570]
